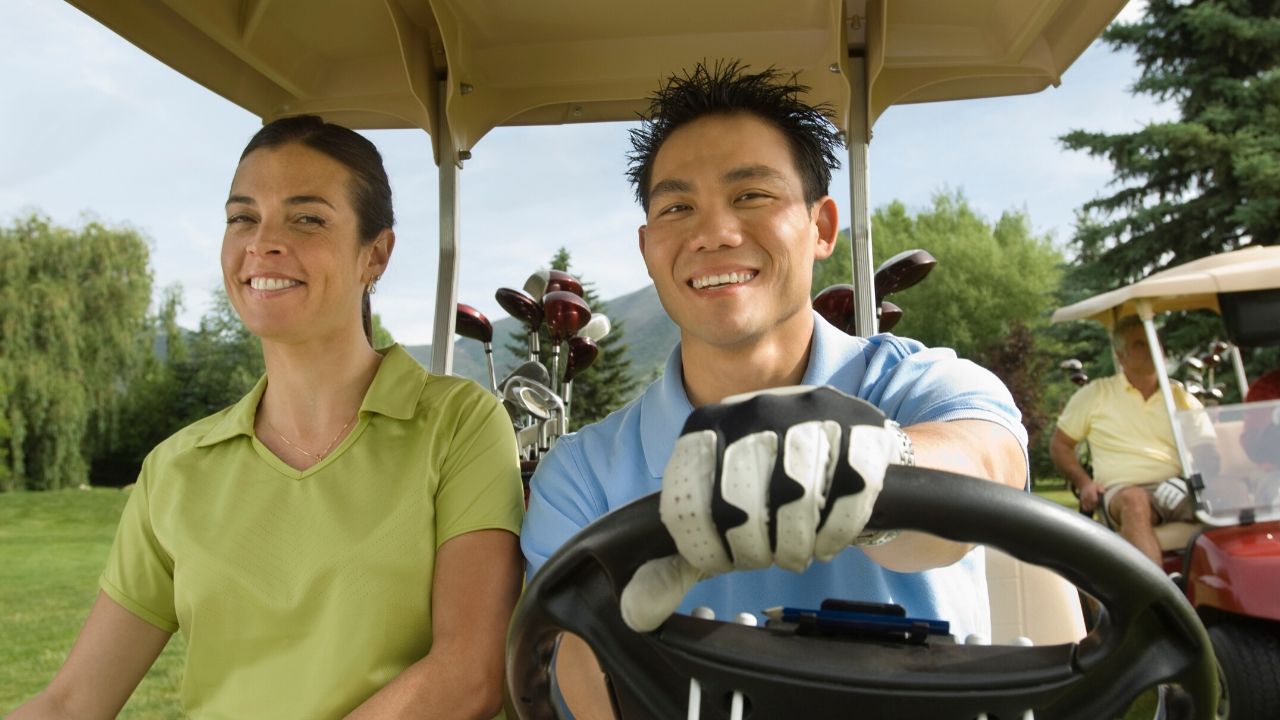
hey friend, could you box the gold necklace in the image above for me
[265,414,358,461]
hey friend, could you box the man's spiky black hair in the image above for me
[626,60,844,212]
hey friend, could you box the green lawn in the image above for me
[1,486,1159,718]
[0,488,184,717]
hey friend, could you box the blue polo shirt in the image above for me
[522,311,1026,640]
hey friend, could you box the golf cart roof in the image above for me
[1051,245,1280,327]
[65,0,1126,158]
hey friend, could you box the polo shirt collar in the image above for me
[639,345,694,479]
[195,344,424,448]
[360,344,427,420]
[637,310,848,479]
[196,375,267,448]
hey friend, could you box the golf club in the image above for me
[502,375,563,456]
[577,313,612,342]
[729,612,758,720]
[499,360,553,425]
[874,249,937,304]
[499,359,552,390]
[561,336,600,434]
[542,290,592,395]
[454,303,497,393]
[878,300,903,332]
[496,287,544,362]
[523,268,550,300]
[545,269,584,297]
[1061,358,1088,386]
[812,284,856,334]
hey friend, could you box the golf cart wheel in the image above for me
[1208,620,1280,719]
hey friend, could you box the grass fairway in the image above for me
[0,488,184,717]
[2,485,1161,718]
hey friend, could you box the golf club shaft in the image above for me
[562,381,573,436]
[484,343,497,394]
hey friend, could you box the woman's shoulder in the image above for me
[141,403,244,470]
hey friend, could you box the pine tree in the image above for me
[504,247,638,431]
[1060,0,1280,289]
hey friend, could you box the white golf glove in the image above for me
[1153,477,1190,515]
[619,386,911,632]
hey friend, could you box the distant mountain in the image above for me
[404,283,679,393]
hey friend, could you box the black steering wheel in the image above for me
[507,465,1218,719]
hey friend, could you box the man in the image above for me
[1050,316,1201,565]
[521,61,1027,717]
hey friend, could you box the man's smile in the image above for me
[688,270,757,290]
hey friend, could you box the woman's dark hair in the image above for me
[241,115,394,242]
[240,115,394,343]
[626,60,844,213]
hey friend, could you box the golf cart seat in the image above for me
[1155,521,1202,553]
[986,547,1087,645]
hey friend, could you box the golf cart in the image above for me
[58,0,1218,717]
[1052,244,1280,718]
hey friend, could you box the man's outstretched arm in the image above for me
[864,418,1027,573]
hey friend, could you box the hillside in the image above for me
[404,283,678,391]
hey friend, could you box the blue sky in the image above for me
[0,1,1171,345]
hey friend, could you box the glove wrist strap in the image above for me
[853,422,913,547]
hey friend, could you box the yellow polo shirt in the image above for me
[100,344,522,718]
[1057,373,1202,489]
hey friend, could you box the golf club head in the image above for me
[1186,381,1206,397]
[1201,352,1222,369]
[1183,355,1205,372]
[1070,371,1089,386]
[545,270,584,297]
[564,336,600,384]
[1059,358,1083,372]
[578,314,612,342]
[874,249,937,303]
[499,359,552,389]
[495,287,544,329]
[812,284,856,335]
[877,300,903,332]
[502,375,561,421]
[454,303,493,344]
[1209,340,1231,356]
[543,290,592,342]
[523,269,550,300]
[1209,385,1225,401]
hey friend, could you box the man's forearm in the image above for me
[1049,435,1092,491]
[864,419,1025,573]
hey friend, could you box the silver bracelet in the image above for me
[889,420,915,466]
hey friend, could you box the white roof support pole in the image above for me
[431,80,461,376]
[1230,344,1250,400]
[1136,301,1193,478]
[845,56,877,337]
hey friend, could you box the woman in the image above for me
[9,116,524,719]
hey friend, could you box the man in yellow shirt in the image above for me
[1050,316,1200,565]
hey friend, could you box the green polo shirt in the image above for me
[101,344,523,718]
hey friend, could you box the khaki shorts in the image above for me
[1102,482,1194,526]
